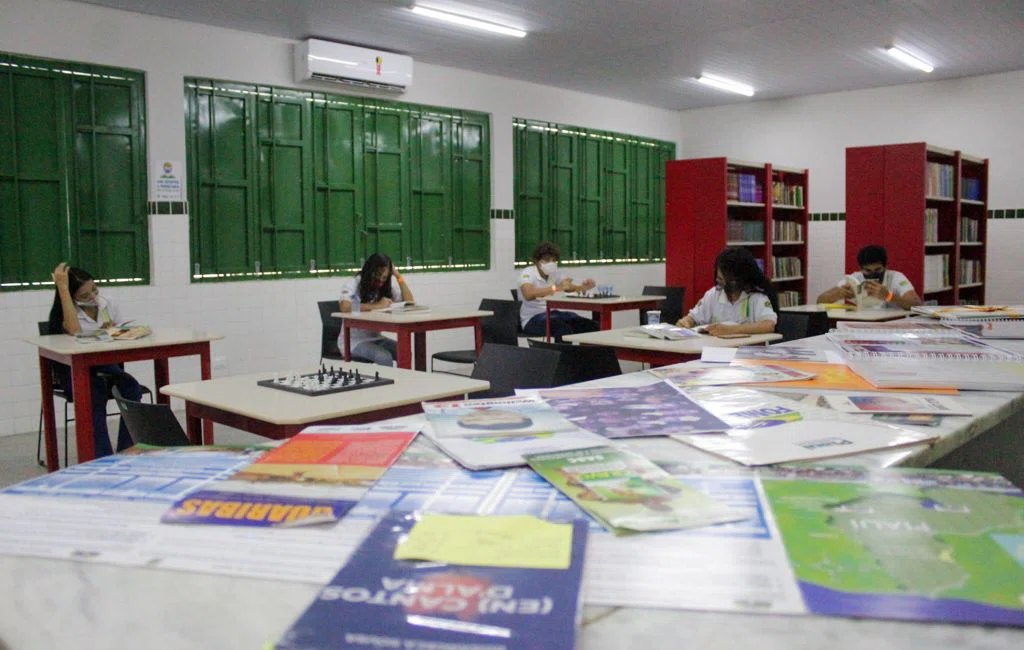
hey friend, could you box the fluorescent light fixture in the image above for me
[885,46,933,73]
[410,5,527,38]
[696,73,754,97]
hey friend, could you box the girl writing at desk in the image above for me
[48,262,144,457]
[338,253,414,366]
[676,247,778,336]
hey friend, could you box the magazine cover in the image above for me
[650,362,815,388]
[422,424,609,471]
[732,359,960,394]
[823,394,971,416]
[422,396,578,438]
[701,346,838,364]
[536,381,729,438]
[762,468,1024,626]
[273,511,589,650]
[524,446,743,534]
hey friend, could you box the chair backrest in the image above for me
[640,285,686,325]
[478,298,521,346]
[527,339,622,386]
[38,321,56,336]
[112,386,191,447]
[776,310,830,343]
[510,288,519,301]
[317,300,344,360]
[469,343,563,398]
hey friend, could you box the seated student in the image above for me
[48,262,144,458]
[338,253,414,366]
[518,241,599,341]
[676,247,778,336]
[816,244,922,310]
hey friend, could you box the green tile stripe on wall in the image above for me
[148,201,189,215]
[809,212,846,222]
[490,209,515,219]
[988,209,1024,219]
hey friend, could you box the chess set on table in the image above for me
[257,364,395,396]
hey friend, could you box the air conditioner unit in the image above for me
[294,39,413,92]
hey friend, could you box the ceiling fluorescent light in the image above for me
[410,5,527,38]
[696,73,754,97]
[885,46,933,73]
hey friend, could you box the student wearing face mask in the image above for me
[517,241,600,340]
[48,262,144,457]
[338,253,414,366]
[816,244,922,310]
[676,247,779,336]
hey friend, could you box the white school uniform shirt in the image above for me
[517,264,566,327]
[687,287,777,326]
[338,275,402,348]
[73,295,121,334]
[839,270,915,309]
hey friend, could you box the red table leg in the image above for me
[599,310,613,330]
[185,401,203,445]
[396,330,413,369]
[545,303,552,342]
[413,332,427,371]
[199,343,214,444]
[343,324,352,361]
[38,357,59,472]
[153,357,170,405]
[474,323,484,355]
[69,357,96,464]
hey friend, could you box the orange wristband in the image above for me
[885,291,894,303]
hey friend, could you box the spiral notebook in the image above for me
[911,305,1024,320]
[827,330,1021,362]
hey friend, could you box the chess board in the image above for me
[257,365,394,396]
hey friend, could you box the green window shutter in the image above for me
[410,108,451,268]
[70,70,148,282]
[514,119,548,262]
[578,136,603,261]
[452,112,489,267]
[256,87,312,275]
[363,102,409,265]
[312,94,364,273]
[187,80,257,278]
[631,143,653,261]
[603,138,630,260]
[550,129,578,261]
[653,144,673,260]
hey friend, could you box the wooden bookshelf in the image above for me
[846,143,988,305]
[665,157,809,311]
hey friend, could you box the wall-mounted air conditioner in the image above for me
[294,39,413,92]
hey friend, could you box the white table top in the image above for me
[4,336,1024,650]
[563,327,782,352]
[23,328,224,355]
[332,307,492,324]
[543,293,665,305]
[160,362,489,425]
[780,303,912,321]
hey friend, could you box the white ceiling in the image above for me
[77,0,1024,110]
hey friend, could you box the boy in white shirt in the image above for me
[676,247,778,336]
[816,244,922,310]
[517,241,599,340]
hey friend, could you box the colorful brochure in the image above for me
[732,359,960,394]
[422,395,578,438]
[162,489,352,528]
[762,468,1024,627]
[536,381,729,438]
[701,345,840,364]
[524,446,744,534]
[823,393,971,416]
[871,413,944,427]
[650,361,816,388]
[422,423,608,471]
[911,304,1024,320]
[273,511,589,650]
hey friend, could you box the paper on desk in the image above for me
[700,346,843,364]
[393,514,573,569]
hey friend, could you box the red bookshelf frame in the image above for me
[666,157,809,311]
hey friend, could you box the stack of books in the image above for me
[926,162,955,198]
[924,253,951,291]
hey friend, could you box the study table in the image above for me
[781,303,913,322]
[563,327,781,366]
[2,335,1023,649]
[159,361,490,442]
[24,328,222,472]
[333,307,491,370]
[543,293,664,340]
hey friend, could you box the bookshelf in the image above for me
[665,157,809,311]
[846,143,988,305]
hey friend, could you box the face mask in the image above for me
[540,261,558,276]
[862,270,885,282]
[715,279,741,293]
[75,300,98,308]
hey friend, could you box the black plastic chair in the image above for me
[775,311,830,343]
[527,339,622,386]
[469,343,563,398]
[640,285,686,325]
[35,321,153,467]
[431,299,522,373]
[112,386,191,447]
[317,300,345,364]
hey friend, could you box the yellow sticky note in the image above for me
[393,514,573,570]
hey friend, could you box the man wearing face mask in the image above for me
[517,241,599,340]
[816,244,922,310]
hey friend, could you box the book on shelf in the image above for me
[924,208,939,243]
[924,254,950,292]
[772,256,802,278]
[772,220,803,241]
[728,171,763,203]
[960,217,980,243]
[771,181,804,207]
[926,162,955,198]
[727,219,765,241]
[961,176,982,201]
[959,258,982,284]
[777,290,801,308]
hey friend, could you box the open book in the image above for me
[844,275,884,310]
[379,301,429,313]
[74,324,152,343]
[625,323,701,340]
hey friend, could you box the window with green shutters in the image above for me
[513,119,673,266]
[0,53,148,290]
[186,79,491,281]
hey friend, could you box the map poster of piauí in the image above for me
[761,467,1024,626]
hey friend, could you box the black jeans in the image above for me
[523,311,600,341]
